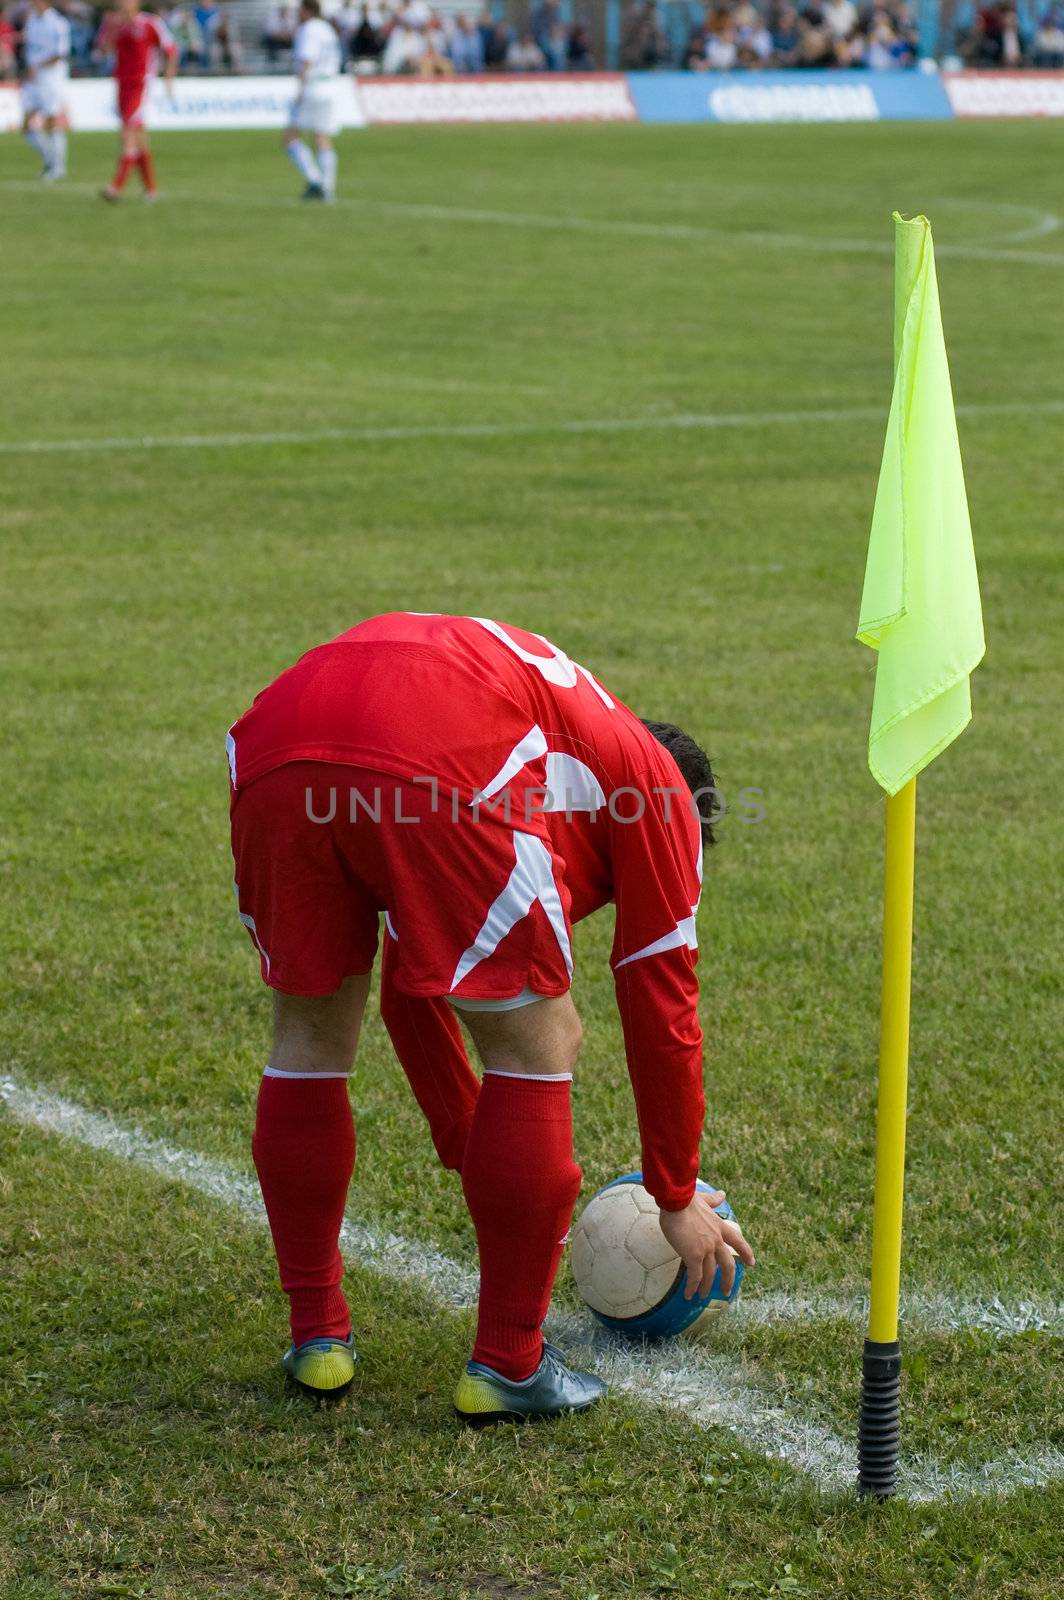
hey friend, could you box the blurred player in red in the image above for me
[97,0,177,203]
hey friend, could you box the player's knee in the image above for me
[530,993,583,1075]
[558,1003,584,1073]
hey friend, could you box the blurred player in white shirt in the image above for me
[21,0,70,182]
[284,0,342,202]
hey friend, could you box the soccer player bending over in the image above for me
[98,0,177,204]
[284,0,341,202]
[228,614,754,1424]
[21,0,70,183]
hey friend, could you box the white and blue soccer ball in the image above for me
[571,1172,744,1339]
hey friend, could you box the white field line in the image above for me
[2,398,1063,460]
[2,1075,1061,1502]
[3,179,1062,268]
[330,196,1064,270]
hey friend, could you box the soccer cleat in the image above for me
[143,191,160,204]
[282,1333,357,1401]
[99,186,121,203]
[302,182,325,202]
[454,1341,606,1428]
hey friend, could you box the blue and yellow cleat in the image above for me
[454,1341,606,1428]
[282,1334,357,1402]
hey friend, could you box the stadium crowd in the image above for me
[3,0,1064,77]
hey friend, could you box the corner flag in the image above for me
[856,215,984,1500]
[857,213,985,795]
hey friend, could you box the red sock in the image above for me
[111,153,136,192]
[462,1073,581,1381]
[137,150,156,192]
[251,1073,355,1348]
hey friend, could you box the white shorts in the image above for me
[290,83,339,137]
[22,72,67,122]
[450,986,548,1014]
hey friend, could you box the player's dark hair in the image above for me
[641,721,719,848]
[302,0,321,13]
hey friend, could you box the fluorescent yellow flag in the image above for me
[857,213,985,795]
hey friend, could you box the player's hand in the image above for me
[659,1189,755,1299]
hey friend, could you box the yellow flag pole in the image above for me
[858,776,916,1496]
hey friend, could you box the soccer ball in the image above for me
[571,1172,744,1339]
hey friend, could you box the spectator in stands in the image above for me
[797,3,836,63]
[505,27,546,68]
[823,0,858,40]
[734,0,774,63]
[345,6,385,69]
[568,20,593,66]
[1000,3,1024,62]
[531,0,559,56]
[419,25,453,72]
[262,2,296,64]
[449,12,484,71]
[769,2,803,64]
[333,1,360,58]
[166,5,204,66]
[1033,5,1064,62]
[962,3,1023,63]
[214,4,243,70]
[382,10,427,72]
[192,0,219,66]
[620,0,668,69]
[705,9,739,67]
[683,22,707,66]
[61,0,96,69]
[542,18,569,67]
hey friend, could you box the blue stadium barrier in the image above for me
[626,69,955,124]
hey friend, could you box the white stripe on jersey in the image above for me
[613,912,699,970]
[472,725,548,807]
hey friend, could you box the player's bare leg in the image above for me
[315,132,336,202]
[283,124,323,201]
[252,972,370,1400]
[451,994,607,1425]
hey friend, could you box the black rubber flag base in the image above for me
[858,1338,902,1499]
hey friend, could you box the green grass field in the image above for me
[1,121,1062,1600]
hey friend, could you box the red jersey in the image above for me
[105,12,175,84]
[229,614,707,1209]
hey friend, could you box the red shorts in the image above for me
[229,761,575,1000]
[118,79,148,129]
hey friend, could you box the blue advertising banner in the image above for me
[627,70,954,126]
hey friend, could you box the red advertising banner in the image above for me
[356,74,637,126]
[944,72,1064,118]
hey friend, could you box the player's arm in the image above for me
[153,17,179,87]
[379,935,480,1174]
[609,783,754,1297]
